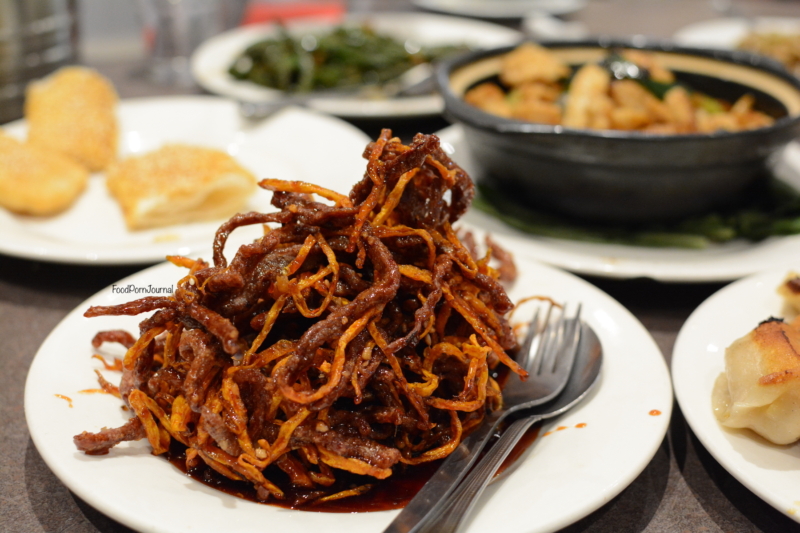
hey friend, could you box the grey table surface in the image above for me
[4,1,800,532]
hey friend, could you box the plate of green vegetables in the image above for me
[190,12,521,118]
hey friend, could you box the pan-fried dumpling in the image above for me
[712,317,800,444]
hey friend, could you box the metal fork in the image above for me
[415,320,601,533]
[383,302,582,533]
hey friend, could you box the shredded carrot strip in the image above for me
[399,264,433,284]
[318,448,392,479]
[92,354,123,372]
[244,295,287,364]
[122,326,164,371]
[399,411,462,464]
[279,310,375,404]
[128,390,170,454]
[372,167,420,226]
[269,408,311,461]
[443,286,525,377]
[260,178,353,208]
[93,369,121,398]
[285,234,317,276]
[166,255,200,269]
[314,484,373,504]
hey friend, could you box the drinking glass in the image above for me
[137,0,247,86]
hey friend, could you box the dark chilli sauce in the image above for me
[164,422,543,513]
[165,440,441,512]
[495,425,542,476]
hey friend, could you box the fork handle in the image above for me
[382,410,504,533]
[415,415,542,533]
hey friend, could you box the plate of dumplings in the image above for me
[673,268,800,521]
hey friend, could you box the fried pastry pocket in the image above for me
[712,318,800,444]
[0,132,89,215]
[106,144,257,230]
[25,66,118,172]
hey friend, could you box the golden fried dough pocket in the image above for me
[25,66,118,172]
[106,144,257,230]
[0,133,89,216]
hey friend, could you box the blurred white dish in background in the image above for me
[190,12,522,118]
[413,0,588,19]
[673,17,800,50]
[522,11,589,41]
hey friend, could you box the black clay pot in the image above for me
[436,40,800,223]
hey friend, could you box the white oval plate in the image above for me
[190,12,521,118]
[672,266,800,521]
[25,256,671,533]
[437,124,800,282]
[413,0,588,19]
[673,16,800,51]
[0,96,371,265]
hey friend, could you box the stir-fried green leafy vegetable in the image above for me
[596,52,679,100]
[229,24,463,93]
[474,179,800,249]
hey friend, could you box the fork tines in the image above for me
[523,303,582,374]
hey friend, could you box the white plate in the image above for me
[437,124,800,282]
[190,12,521,118]
[413,0,587,19]
[521,11,590,42]
[0,96,371,265]
[673,16,800,51]
[672,267,800,521]
[25,256,671,533]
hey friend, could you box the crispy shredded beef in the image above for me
[73,417,146,455]
[75,130,519,505]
